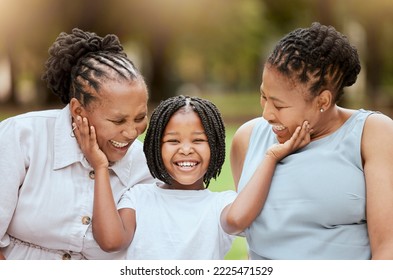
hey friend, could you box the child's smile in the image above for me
[161,109,210,190]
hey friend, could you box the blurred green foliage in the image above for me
[1,0,393,116]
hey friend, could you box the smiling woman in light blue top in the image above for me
[231,22,393,260]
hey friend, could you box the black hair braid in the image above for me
[189,98,226,186]
[143,95,226,188]
[42,28,140,104]
[267,22,361,102]
[144,96,187,184]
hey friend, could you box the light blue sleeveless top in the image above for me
[238,109,373,259]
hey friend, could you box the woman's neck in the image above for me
[311,106,354,141]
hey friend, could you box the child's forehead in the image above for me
[170,105,197,117]
[165,110,201,129]
[163,111,206,136]
[175,104,194,114]
[170,109,200,122]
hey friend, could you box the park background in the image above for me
[1,0,393,259]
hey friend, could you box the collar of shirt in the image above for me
[52,105,133,187]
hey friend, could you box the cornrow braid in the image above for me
[144,95,226,188]
[42,28,141,104]
[267,22,361,102]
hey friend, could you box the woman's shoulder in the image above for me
[232,117,264,145]
[234,117,263,135]
[365,110,393,124]
[0,109,63,137]
[230,117,266,187]
[362,110,393,140]
[1,108,61,124]
[358,109,393,159]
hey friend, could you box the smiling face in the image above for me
[161,108,210,190]
[260,66,320,144]
[72,79,148,163]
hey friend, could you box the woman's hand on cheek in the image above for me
[73,116,109,170]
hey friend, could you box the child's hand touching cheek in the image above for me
[266,120,312,162]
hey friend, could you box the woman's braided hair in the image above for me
[42,28,142,105]
[144,95,226,188]
[267,22,361,102]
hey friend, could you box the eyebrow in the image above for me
[106,111,128,118]
[193,131,207,136]
[163,131,206,136]
[108,111,146,120]
[261,89,287,104]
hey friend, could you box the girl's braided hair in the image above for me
[267,22,361,102]
[42,28,142,105]
[144,95,226,187]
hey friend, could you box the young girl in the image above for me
[73,95,311,259]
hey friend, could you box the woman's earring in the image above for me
[320,108,324,113]
[70,123,77,138]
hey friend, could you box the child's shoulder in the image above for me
[130,182,157,190]
[211,189,237,203]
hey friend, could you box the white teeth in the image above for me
[273,125,286,131]
[110,140,129,148]
[177,161,197,167]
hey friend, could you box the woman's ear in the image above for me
[317,90,333,112]
[70,98,84,118]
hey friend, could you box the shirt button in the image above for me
[82,216,91,225]
[89,170,95,179]
[62,253,71,260]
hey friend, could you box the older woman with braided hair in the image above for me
[0,28,156,259]
[231,22,393,259]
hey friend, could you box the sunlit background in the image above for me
[1,0,393,259]
[1,0,393,113]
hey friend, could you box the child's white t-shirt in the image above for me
[117,182,237,259]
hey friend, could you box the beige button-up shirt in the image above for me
[0,105,155,259]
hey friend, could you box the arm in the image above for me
[222,121,311,235]
[0,119,28,260]
[74,116,135,252]
[362,114,393,259]
[230,118,259,190]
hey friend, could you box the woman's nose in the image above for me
[262,102,275,122]
[122,124,138,139]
